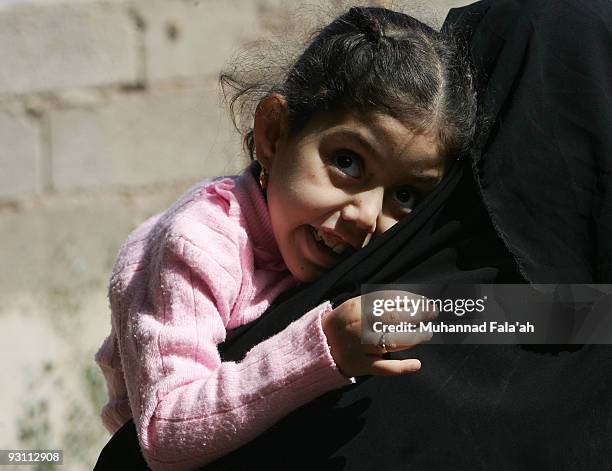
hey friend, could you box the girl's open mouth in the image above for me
[309,226,351,258]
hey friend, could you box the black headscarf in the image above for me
[94,0,612,469]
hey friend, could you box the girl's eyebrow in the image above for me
[326,128,380,160]
[408,171,444,188]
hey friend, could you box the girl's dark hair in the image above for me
[220,6,476,160]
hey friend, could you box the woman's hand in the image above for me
[321,290,436,378]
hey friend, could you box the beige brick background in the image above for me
[0,1,472,469]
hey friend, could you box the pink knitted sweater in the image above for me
[95,169,353,470]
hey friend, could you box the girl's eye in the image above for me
[330,150,362,178]
[392,187,417,210]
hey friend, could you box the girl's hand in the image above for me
[321,291,436,378]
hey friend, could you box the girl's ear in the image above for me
[253,94,288,170]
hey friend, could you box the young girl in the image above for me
[96,6,476,470]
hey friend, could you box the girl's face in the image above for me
[254,96,445,282]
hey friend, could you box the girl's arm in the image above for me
[112,229,352,471]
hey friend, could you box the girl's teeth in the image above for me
[331,244,345,254]
[313,227,347,254]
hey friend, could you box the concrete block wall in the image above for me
[49,86,239,190]
[0,0,257,203]
[0,1,137,95]
[0,1,471,469]
[0,111,41,199]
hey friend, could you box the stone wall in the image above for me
[0,1,470,468]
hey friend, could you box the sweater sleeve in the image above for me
[113,231,352,471]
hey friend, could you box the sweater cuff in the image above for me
[312,301,357,384]
[272,301,356,392]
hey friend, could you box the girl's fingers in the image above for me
[368,358,422,376]
[363,342,412,355]
[387,330,433,347]
[363,331,433,355]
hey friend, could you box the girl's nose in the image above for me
[340,187,385,234]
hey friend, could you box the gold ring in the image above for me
[377,332,388,354]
